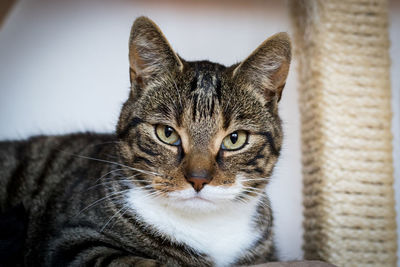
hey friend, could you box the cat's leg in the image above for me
[45,243,164,267]
[72,252,163,267]
[39,229,165,267]
[68,251,163,267]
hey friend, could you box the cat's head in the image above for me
[116,17,291,212]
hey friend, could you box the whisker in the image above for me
[85,179,154,191]
[100,173,145,182]
[241,177,270,182]
[255,198,272,210]
[76,189,131,216]
[81,140,122,150]
[241,192,266,200]
[235,196,249,205]
[93,168,125,184]
[240,192,272,209]
[100,205,129,232]
[142,183,163,188]
[108,206,132,230]
[241,189,266,197]
[93,173,142,185]
[241,186,266,193]
[102,188,166,232]
[133,189,164,200]
[235,194,257,206]
[241,190,265,196]
[72,154,162,177]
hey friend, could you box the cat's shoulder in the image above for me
[0,132,117,163]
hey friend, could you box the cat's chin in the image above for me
[126,183,250,214]
[126,187,227,214]
[160,185,244,213]
[166,196,221,213]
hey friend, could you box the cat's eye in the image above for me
[155,125,181,146]
[221,130,248,151]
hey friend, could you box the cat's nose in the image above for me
[185,170,212,192]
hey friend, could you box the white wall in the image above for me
[0,0,398,263]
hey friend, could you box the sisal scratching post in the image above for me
[288,0,397,266]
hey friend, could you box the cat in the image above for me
[0,16,291,266]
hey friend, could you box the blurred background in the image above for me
[0,0,398,262]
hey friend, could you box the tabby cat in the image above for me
[0,17,291,266]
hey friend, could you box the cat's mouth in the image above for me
[180,195,214,203]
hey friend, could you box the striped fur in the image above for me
[0,17,291,266]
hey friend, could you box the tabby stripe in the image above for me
[132,156,153,166]
[190,64,199,92]
[87,251,124,267]
[136,132,159,156]
[253,167,264,175]
[252,199,275,259]
[247,142,267,166]
[174,96,184,127]
[200,73,213,93]
[210,98,215,116]
[247,160,258,166]
[239,190,253,197]
[63,173,89,210]
[117,117,144,139]
[177,145,185,164]
[222,109,232,129]
[215,76,222,102]
[201,104,207,119]
[51,239,122,266]
[257,131,279,156]
[99,253,147,267]
[30,139,72,198]
[216,150,224,168]
[192,93,198,121]
[240,167,264,175]
[41,168,84,232]
[252,218,273,250]
[49,141,106,216]
[251,181,263,189]
[62,147,95,201]
[6,143,27,204]
[240,169,253,174]
[155,103,172,117]
[190,75,198,92]
[247,154,264,166]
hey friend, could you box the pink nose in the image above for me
[186,177,210,192]
[184,169,213,192]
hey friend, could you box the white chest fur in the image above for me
[126,190,261,266]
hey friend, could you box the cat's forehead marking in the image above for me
[176,61,226,151]
[188,61,223,122]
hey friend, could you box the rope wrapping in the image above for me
[288,0,397,266]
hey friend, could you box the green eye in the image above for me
[155,125,181,146]
[221,130,247,151]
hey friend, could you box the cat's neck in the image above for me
[126,188,265,267]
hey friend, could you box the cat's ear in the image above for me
[128,17,183,90]
[233,32,291,103]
